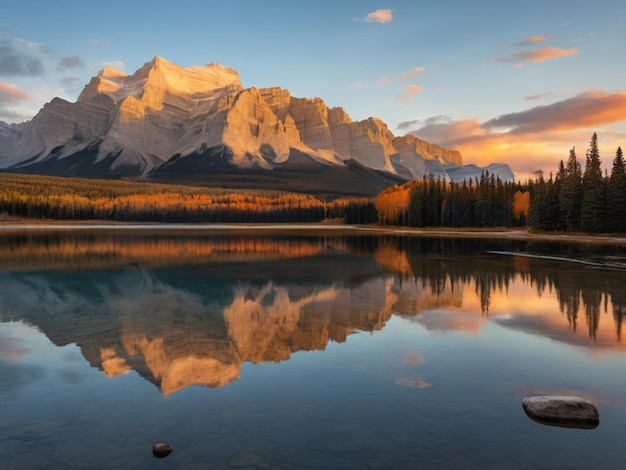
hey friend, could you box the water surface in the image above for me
[1,227,626,469]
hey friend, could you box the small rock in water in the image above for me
[522,395,599,429]
[152,443,173,458]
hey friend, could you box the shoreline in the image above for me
[2,220,626,245]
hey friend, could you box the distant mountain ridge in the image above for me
[0,56,514,195]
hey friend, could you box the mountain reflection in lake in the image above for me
[1,228,626,469]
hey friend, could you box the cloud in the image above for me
[405,84,423,94]
[377,76,390,85]
[495,46,579,65]
[0,108,32,123]
[363,9,393,23]
[103,60,125,70]
[410,118,487,147]
[396,67,425,81]
[58,56,85,69]
[397,115,451,130]
[484,90,626,134]
[351,80,363,87]
[525,91,554,100]
[397,119,420,130]
[0,83,30,104]
[515,35,547,45]
[0,38,45,77]
[404,90,626,175]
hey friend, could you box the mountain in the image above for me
[0,57,514,195]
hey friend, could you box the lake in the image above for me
[1,225,626,469]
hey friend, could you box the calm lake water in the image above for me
[1,226,626,469]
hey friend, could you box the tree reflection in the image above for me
[1,230,626,394]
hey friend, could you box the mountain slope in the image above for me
[0,56,514,194]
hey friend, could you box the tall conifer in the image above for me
[607,146,626,232]
[581,133,605,232]
[559,147,583,231]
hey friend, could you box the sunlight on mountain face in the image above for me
[0,56,512,183]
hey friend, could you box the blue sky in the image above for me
[1,0,625,177]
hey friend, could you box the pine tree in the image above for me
[559,147,583,231]
[607,147,626,232]
[581,132,605,232]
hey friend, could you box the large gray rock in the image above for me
[522,395,599,429]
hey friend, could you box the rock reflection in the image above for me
[1,231,626,395]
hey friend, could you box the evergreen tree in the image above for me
[581,132,605,232]
[559,147,583,231]
[528,175,560,231]
[554,160,566,230]
[607,146,626,232]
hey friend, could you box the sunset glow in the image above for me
[1,1,625,179]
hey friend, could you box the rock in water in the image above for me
[152,443,173,458]
[522,396,599,429]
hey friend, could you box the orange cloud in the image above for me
[405,84,423,94]
[405,90,626,176]
[0,83,30,104]
[495,46,579,65]
[364,9,393,23]
[377,76,390,85]
[484,90,626,134]
[516,35,547,45]
[396,67,425,81]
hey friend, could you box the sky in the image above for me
[1,0,625,180]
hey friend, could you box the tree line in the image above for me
[374,173,528,228]
[0,173,376,224]
[3,132,625,233]
[528,133,626,233]
[0,169,528,227]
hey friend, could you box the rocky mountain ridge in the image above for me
[0,56,513,194]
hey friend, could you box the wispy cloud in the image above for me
[396,67,425,81]
[363,9,393,23]
[377,76,390,85]
[397,115,451,130]
[58,56,85,70]
[525,91,554,100]
[0,37,45,77]
[495,46,579,66]
[515,35,547,45]
[102,60,125,71]
[0,108,32,123]
[351,80,363,87]
[0,82,30,104]
[405,84,423,94]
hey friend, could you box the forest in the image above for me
[0,132,623,233]
[0,173,375,224]
[527,133,626,233]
